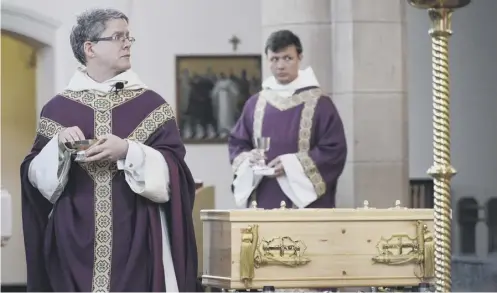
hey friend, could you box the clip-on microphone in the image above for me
[110,81,127,94]
[115,82,124,92]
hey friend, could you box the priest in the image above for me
[229,29,347,209]
[20,8,200,292]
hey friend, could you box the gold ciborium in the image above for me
[64,139,99,161]
[406,0,471,292]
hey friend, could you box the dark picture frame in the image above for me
[175,54,262,144]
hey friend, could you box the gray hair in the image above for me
[70,8,129,65]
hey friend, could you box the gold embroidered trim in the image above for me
[252,97,267,139]
[37,117,64,139]
[86,160,116,292]
[260,88,322,111]
[246,96,269,203]
[231,96,267,173]
[249,88,327,199]
[60,89,146,292]
[128,103,175,143]
[60,89,147,110]
[296,152,326,196]
[296,93,326,197]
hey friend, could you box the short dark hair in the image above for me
[264,30,303,55]
[70,8,129,65]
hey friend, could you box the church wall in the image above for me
[1,0,496,284]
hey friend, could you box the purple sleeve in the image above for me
[139,104,201,292]
[20,106,59,291]
[228,95,258,172]
[296,96,347,196]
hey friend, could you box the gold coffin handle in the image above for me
[372,220,434,279]
[240,224,259,286]
[239,224,311,287]
[420,222,434,278]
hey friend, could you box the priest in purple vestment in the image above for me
[20,8,200,292]
[229,29,347,210]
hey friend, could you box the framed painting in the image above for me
[175,54,262,144]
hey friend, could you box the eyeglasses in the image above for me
[91,34,135,44]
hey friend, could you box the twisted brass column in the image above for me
[406,1,470,292]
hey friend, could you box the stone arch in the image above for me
[1,3,61,115]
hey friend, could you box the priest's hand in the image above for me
[248,149,265,166]
[58,126,85,143]
[84,134,129,162]
[267,156,285,178]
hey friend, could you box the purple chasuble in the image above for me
[228,86,347,209]
[20,89,201,292]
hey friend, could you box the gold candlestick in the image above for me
[406,1,470,292]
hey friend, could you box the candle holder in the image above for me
[406,1,471,292]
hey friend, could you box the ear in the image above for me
[298,53,303,61]
[83,41,95,58]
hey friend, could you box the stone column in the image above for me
[261,0,332,92]
[331,0,409,208]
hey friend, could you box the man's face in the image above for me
[266,45,301,84]
[86,18,133,73]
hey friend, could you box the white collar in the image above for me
[261,67,320,95]
[65,66,148,94]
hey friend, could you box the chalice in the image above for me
[64,139,99,162]
[252,136,274,176]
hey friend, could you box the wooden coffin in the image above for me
[192,185,215,277]
[201,201,435,290]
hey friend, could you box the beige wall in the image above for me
[0,32,37,283]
